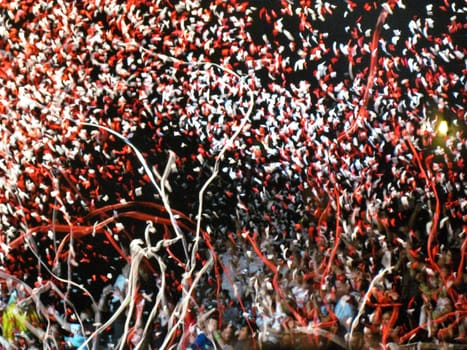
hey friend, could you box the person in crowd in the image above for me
[109,263,130,345]
[64,323,87,350]
[213,321,235,350]
[190,311,218,350]
[334,294,356,335]
[150,318,168,350]
[12,332,38,350]
[234,321,256,350]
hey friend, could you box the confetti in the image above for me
[0,0,465,348]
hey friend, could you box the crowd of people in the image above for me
[0,211,465,349]
[0,0,465,349]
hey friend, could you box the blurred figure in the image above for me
[109,263,130,346]
[334,294,356,334]
[213,321,235,350]
[190,311,218,350]
[64,323,87,350]
[233,321,256,350]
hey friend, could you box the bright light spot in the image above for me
[438,120,448,135]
